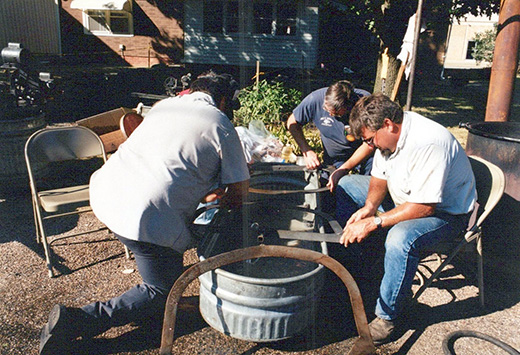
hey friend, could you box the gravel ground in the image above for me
[1,182,519,355]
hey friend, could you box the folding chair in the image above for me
[25,125,128,277]
[413,155,506,307]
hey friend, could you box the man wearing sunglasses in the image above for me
[335,93,476,346]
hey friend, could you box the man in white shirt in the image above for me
[335,93,476,346]
[39,73,250,354]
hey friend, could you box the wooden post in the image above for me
[256,60,260,88]
[148,43,151,68]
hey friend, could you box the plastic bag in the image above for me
[235,120,284,163]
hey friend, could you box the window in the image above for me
[204,0,240,34]
[225,1,239,33]
[275,2,297,36]
[202,0,298,36]
[84,10,133,36]
[466,40,476,60]
[203,1,223,33]
[253,2,274,34]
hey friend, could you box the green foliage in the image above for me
[234,80,323,157]
[472,25,496,64]
[234,80,302,128]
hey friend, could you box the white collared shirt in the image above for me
[90,92,250,251]
[371,111,476,214]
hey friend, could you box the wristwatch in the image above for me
[374,216,383,229]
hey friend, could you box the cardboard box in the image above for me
[77,107,133,153]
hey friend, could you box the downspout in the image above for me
[485,0,520,122]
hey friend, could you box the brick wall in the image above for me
[61,0,184,67]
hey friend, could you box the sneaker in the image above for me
[368,317,400,346]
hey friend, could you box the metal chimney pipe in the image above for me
[485,0,520,122]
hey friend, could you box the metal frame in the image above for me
[413,155,506,306]
[25,125,129,277]
[160,245,376,355]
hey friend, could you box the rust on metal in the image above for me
[160,245,376,355]
[485,0,520,122]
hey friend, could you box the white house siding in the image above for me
[183,0,319,69]
[0,0,61,55]
[443,13,498,70]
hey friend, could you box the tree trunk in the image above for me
[373,49,404,103]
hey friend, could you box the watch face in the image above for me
[374,216,382,227]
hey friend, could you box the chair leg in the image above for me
[34,207,55,277]
[124,245,131,259]
[477,234,485,307]
[413,242,466,302]
[31,198,42,244]
[38,221,55,278]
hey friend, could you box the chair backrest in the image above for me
[466,155,506,237]
[25,126,107,165]
[25,126,107,189]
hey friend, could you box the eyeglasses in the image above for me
[362,128,380,147]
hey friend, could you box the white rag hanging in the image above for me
[396,14,427,80]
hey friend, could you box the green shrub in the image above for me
[234,80,323,157]
[234,80,301,127]
[472,24,496,64]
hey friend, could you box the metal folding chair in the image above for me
[413,155,506,306]
[25,125,128,277]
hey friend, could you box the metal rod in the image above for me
[405,0,424,111]
[159,245,376,355]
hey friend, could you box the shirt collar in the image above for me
[391,111,411,157]
[181,91,216,107]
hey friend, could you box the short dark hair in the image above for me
[349,93,404,138]
[189,72,239,107]
[324,80,355,113]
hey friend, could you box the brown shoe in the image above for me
[369,317,399,346]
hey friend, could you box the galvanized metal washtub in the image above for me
[198,244,327,341]
[197,165,329,342]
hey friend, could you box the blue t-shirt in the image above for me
[292,87,370,167]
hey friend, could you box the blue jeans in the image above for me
[336,174,470,320]
[81,235,184,332]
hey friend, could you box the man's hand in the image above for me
[220,179,249,209]
[327,168,348,192]
[201,188,226,203]
[287,114,321,170]
[340,218,375,247]
[303,150,321,170]
[340,206,376,247]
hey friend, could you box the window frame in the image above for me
[82,9,134,37]
[202,0,298,37]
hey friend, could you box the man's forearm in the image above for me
[337,143,374,171]
[287,115,312,153]
[372,202,436,229]
[365,176,388,213]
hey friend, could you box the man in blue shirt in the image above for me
[287,80,373,177]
